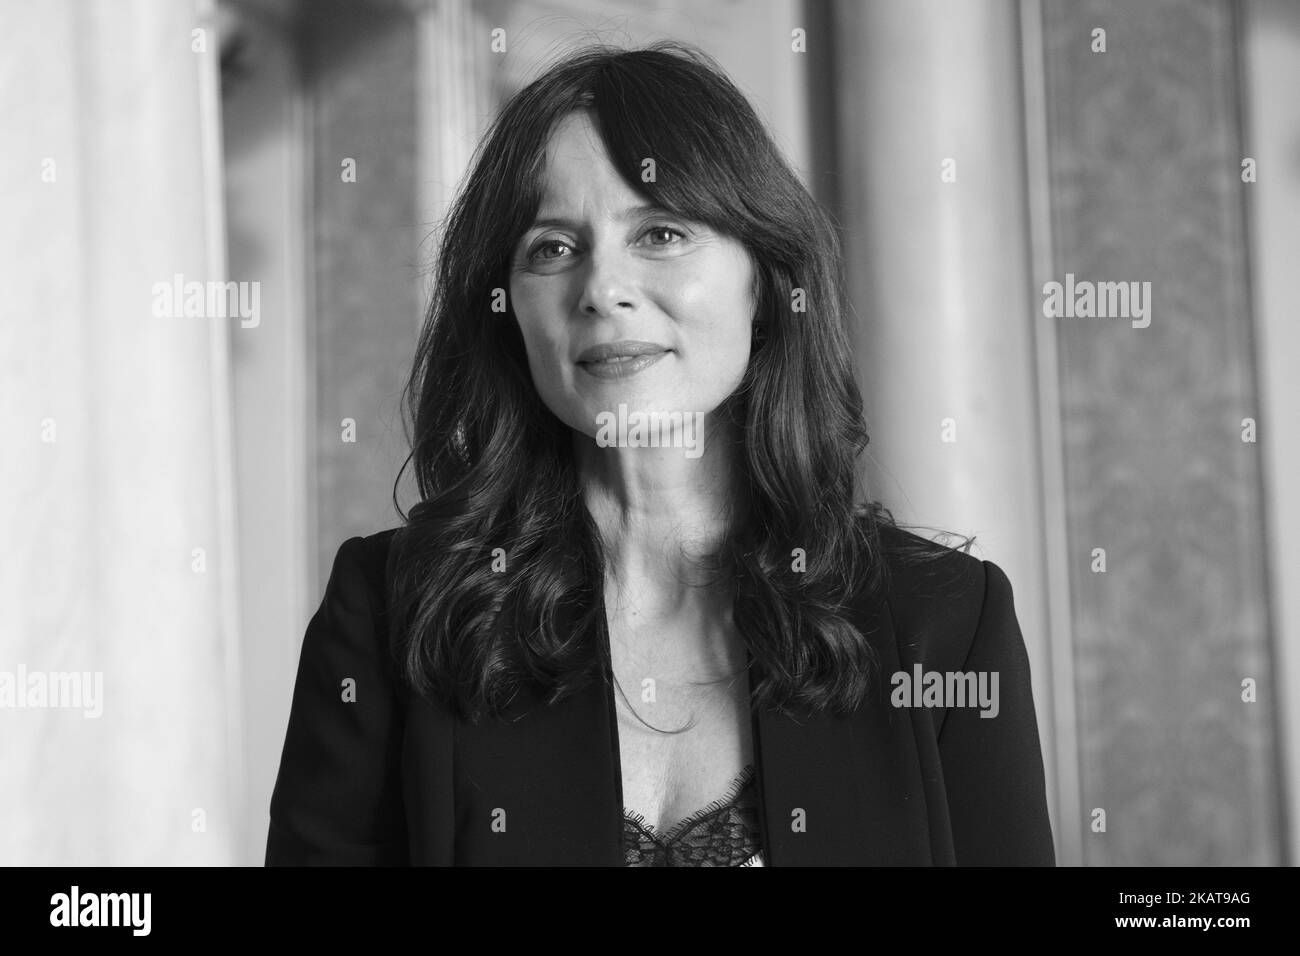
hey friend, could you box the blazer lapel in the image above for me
[751,593,944,865]
[445,593,624,866]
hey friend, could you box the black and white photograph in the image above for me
[2,0,1296,927]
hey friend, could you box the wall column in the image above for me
[826,0,1064,856]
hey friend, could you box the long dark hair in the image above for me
[389,41,969,723]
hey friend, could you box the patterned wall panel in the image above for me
[305,1,424,589]
[1039,0,1282,864]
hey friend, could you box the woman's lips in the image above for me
[577,350,669,379]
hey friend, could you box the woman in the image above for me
[265,42,1055,867]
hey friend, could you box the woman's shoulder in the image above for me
[318,530,403,628]
[874,521,986,599]
[339,527,401,570]
[327,527,401,578]
[870,519,1015,672]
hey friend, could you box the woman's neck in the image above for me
[574,411,746,605]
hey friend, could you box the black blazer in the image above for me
[265,524,1056,866]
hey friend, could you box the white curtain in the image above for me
[0,0,243,864]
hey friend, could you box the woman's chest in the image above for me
[399,619,942,865]
[605,612,755,837]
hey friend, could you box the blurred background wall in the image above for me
[2,0,243,864]
[2,0,1295,866]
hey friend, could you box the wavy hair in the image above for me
[389,41,967,723]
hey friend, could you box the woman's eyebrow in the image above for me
[526,203,668,231]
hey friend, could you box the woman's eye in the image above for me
[531,240,571,261]
[643,226,685,245]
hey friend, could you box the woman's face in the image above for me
[508,111,756,443]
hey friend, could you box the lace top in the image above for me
[622,764,765,866]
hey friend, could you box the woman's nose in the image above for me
[577,247,638,317]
